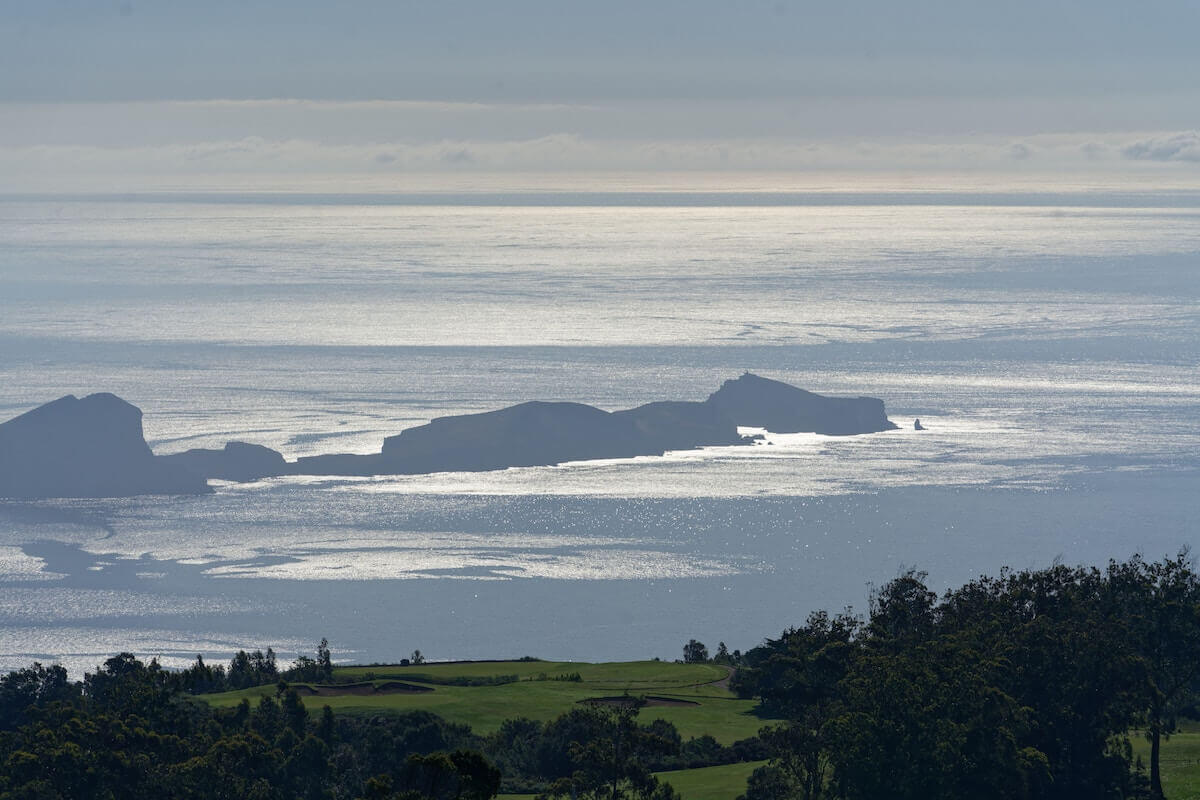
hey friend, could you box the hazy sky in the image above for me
[3,0,1199,186]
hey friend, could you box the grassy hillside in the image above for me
[204,659,772,743]
[204,660,1200,800]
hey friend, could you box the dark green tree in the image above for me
[681,640,708,664]
[317,639,333,683]
[0,662,74,732]
[1107,551,1200,799]
[536,703,680,800]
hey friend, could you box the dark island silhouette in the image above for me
[288,398,749,476]
[707,372,896,435]
[0,393,211,498]
[1,374,899,497]
[160,441,288,482]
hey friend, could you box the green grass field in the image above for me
[497,760,767,800]
[499,736,1200,800]
[652,760,767,800]
[1132,730,1200,800]
[206,660,1200,800]
[204,660,773,743]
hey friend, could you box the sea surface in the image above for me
[1,175,1198,673]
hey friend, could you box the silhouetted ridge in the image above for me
[160,441,287,482]
[613,400,744,452]
[0,393,210,498]
[706,372,899,435]
[379,401,650,472]
[0,376,899,493]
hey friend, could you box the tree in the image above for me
[228,648,278,689]
[682,640,708,664]
[83,652,170,718]
[739,763,799,800]
[281,686,309,734]
[0,662,74,731]
[741,561,1189,800]
[411,649,426,666]
[317,704,336,742]
[0,658,489,800]
[317,638,333,682]
[447,749,503,800]
[537,703,680,800]
[734,610,859,800]
[825,635,1049,800]
[1107,551,1200,799]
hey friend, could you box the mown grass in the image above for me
[653,760,767,800]
[206,662,1200,800]
[204,660,771,743]
[641,736,1200,800]
[500,736,1200,800]
[496,760,766,800]
[1132,730,1200,800]
[336,660,729,691]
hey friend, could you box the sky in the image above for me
[2,0,1199,188]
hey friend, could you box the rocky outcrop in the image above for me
[290,452,385,477]
[160,441,287,482]
[1,375,900,492]
[0,393,211,498]
[613,400,745,453]
[706,373,899,435]
[282,400,747,477]
[379,401,651,473]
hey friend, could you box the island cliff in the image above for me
[370,398,748,474]
[159,441,287,482]
[706,373,898,435]
[252,373,895,479]
[0,393,211,498]
[0,374,900,496]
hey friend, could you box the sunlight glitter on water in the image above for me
[0,627,316,677]
[1,186,1198,667]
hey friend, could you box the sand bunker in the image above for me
[291,681,434,697]
[580,695,700,708]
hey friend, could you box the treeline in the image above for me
[484,703,765,795]
[3,552,1198,799]
[0,653,492,799]
[171,638,334,693]
[732,552,1200,800]
[0,654,752,799]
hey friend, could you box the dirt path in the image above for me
[582,695,701,708]
[708,665,736,692]
[293,681,433,697]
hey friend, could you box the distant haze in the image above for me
[2,1,1198,189]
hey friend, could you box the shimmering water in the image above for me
[1,179,1198,673]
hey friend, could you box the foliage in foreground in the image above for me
[0,656,720,799]
[3,553,1198,800]
[732,552,1200,800]
[0,653,493,799]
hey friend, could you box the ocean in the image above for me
[1,175,1198,673]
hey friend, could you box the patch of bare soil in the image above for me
[711,667,735,691]
[580,695,700,708]
[375,681,435,694]
[291,681,434,696]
